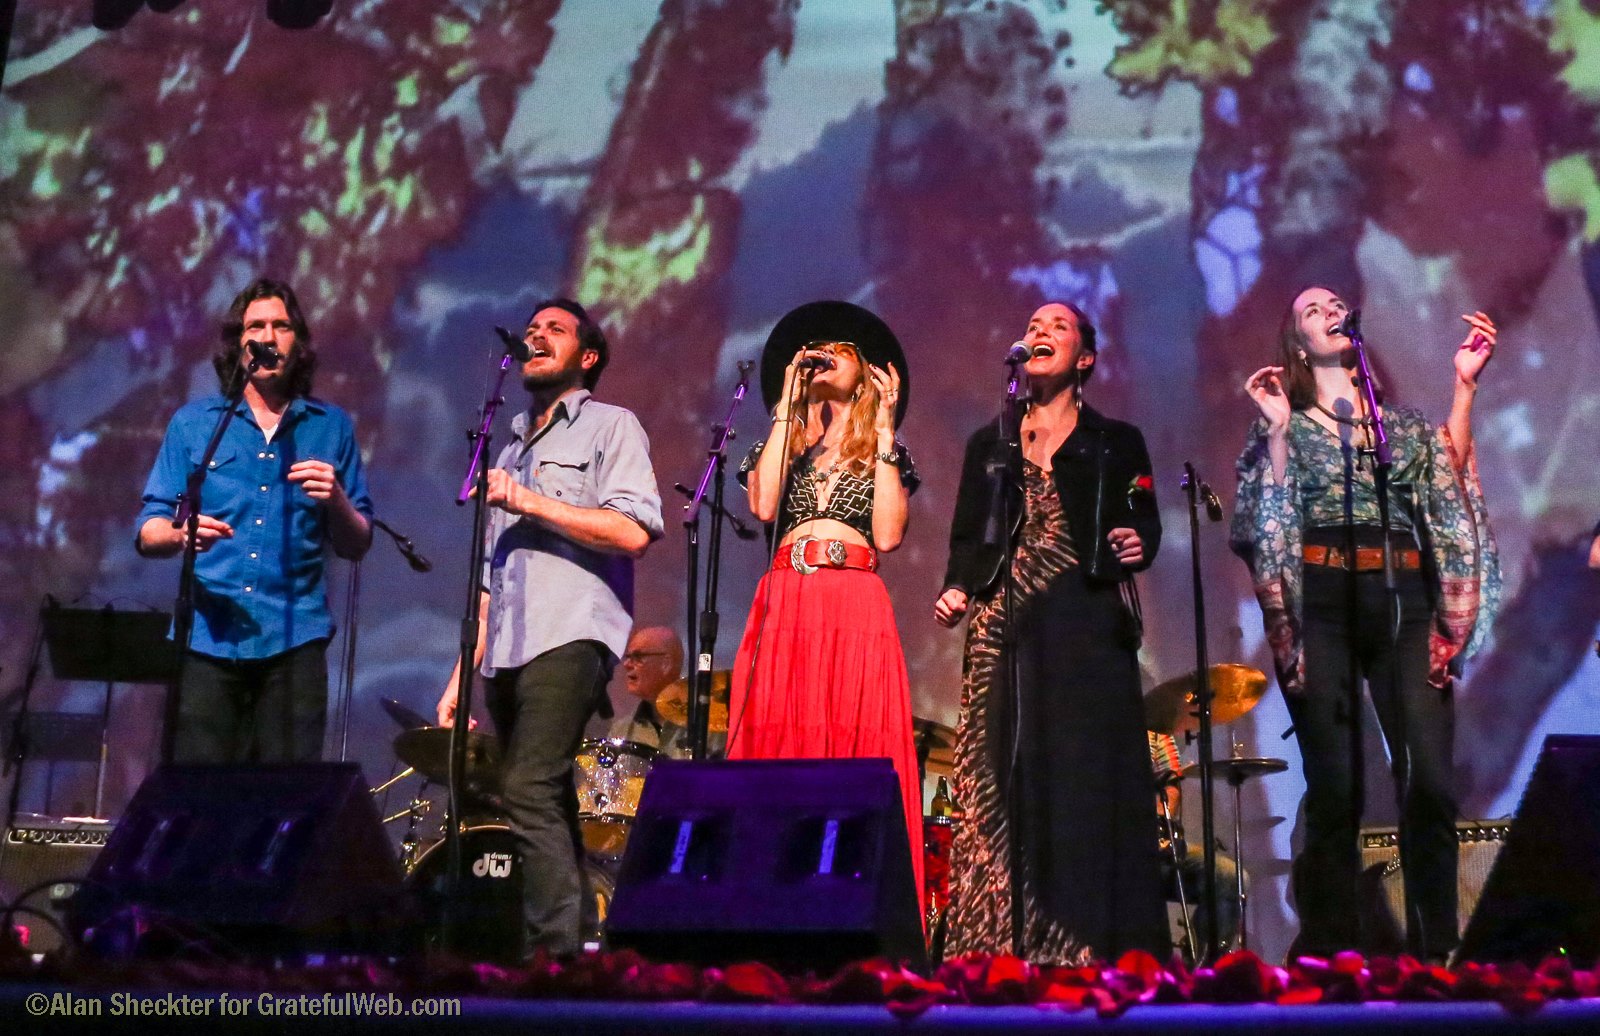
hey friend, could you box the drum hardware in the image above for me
[1143,664,1268,736]
[380,696,434,731]
[370,766,416,796]
[1178,754,1289,954]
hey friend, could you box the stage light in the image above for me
[91,0,145,31]
[266,0,333,29]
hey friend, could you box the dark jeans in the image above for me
[487,640,610,958]
[1167,843,1243,956]
[1291,558,1457,959]
[174,639,329,764]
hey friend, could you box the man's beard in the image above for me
[522,366,581,392]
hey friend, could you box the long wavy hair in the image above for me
[783,341,883,478]
[213,278,317,398]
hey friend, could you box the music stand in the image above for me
[40,606,178,817]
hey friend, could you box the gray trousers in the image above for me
[486,640,609,958]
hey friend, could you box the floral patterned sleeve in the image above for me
[1422,421,1502,686]
[1229,417,1307,694]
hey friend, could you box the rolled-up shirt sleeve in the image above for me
[597,411,664,541]
[135,413,193,546]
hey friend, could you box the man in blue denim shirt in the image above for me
[137,279,373,763]
[437,297,663,959]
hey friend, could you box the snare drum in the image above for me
[408,824,614,961]
[574,738,657,861]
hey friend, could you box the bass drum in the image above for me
[408,824,615,962]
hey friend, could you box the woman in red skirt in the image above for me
[729,300,923,904]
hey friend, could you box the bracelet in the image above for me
[875,449,900,466]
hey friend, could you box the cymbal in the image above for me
[1144,663,1268,734]
[913,717,956,779]
[380,696,432,731]
[393,727,502,791]
[654,671,731,730]
[1181,757,1289,784]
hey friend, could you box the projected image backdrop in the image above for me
[5,0,1600,960]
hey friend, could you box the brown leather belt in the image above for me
[1303,544,1422,572]
[772,536,878,575]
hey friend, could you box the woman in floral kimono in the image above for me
[1231,287,1501,962]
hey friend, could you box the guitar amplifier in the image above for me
[1,815,113,955]
[1359,819,1510,951]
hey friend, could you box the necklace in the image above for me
[1313,400,1374,427]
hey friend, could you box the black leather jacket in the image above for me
[941,403,1161,598]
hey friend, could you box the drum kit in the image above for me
[1143,662,1287,957]
[372,675,735,959]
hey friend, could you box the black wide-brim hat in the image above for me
[760,300,910,426]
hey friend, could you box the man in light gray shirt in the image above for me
[438,297,662,959]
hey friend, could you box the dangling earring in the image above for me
[1297,350,1309,366]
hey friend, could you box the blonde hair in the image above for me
[784,342,883,477]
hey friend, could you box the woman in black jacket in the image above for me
[934,302,1169,963]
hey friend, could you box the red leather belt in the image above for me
[772,536,878,575]
[1303,545,1422,572]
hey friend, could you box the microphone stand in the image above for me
[1347,316,1416,945]
[442,332,522,949]
[994,352,1026,957]
[1181,461,1223,963]
[330,518,430,763]
[683,361,754,760]
[161,357,259,763]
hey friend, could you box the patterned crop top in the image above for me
[739,439,920,542]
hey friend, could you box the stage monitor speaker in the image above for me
[71,763,404,954]
[1458,735,1600,964]
[1,815,112,955]
[1357,820,1510,953]
[605,758,926,972]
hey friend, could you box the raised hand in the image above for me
[868,362,902,434]
[1455,311,1497,387]
[1244,365,1292,431]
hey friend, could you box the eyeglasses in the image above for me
[622,651,671,664]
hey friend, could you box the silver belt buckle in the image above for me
[790,536,819,575]
[825,539,849,568]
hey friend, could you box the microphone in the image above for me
[495,325,532,363]
[246,340,282,369]
[1004,341,1032,364]
[371,517,433,573]
[795,355,835,371]
[1329,310,1361,340]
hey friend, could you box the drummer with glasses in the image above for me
[607,626,691,758]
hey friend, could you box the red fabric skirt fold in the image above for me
[727,566,925,911]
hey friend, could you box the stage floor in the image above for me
[6,986,1600,1034]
